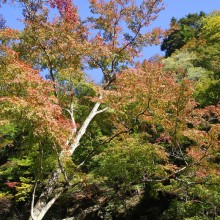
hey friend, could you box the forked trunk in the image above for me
[30,102,106,220]
[29,168,63,220]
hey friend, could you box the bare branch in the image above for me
[143,166,188,183]
[69,101,102,155]
[31,182,38,220]
[95,107,108,114]
[65,102,77,134]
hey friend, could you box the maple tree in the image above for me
[1,0,167,219]
[159,11,220,220]
[91,61,220,219]
[1,1,220,220]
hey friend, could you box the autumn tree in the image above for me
[92,61,220,219]
[0,29,72,218]
[0,0,166,219]
[2,1,219,219]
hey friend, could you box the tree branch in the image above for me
[31,181,38,220]
[95,107,108,114]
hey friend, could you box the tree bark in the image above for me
[29,168,62,220]
[29,101,106,220]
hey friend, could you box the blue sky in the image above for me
[1,0,220,81]
[1,0,220,58]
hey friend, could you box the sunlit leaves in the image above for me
[87,0,165,80]
[0,46,72,147]
[49,0,78,23]
[1,1,219,219]
[93,136,169,187]
[107,60,196,148]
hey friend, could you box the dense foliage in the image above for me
[0,1,219,220]
[161,11,206,57]
[163,11,220,107]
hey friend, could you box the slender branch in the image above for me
[109,8,125,75]
[135,97,152,122]
[117,27,140,55]
[90,57,107,76]
[117,0,160,56]
[31,181,38,220]
[65,101,77,139]
[103,74,117,89]
[69,98,107,155]
[116,9,150,55]
[31,31,58,96]
[175,177,196,185]
[95,107,108,114]
[143,166,187,183]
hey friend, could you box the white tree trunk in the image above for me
[30,101,107,220]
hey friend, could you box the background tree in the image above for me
[160,11,220,219]
[161,11,206,57]
[163,11,220,107]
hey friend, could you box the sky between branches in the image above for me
[1,0,220,81]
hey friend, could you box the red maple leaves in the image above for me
[49,0,78,23]
[4,182,19,188]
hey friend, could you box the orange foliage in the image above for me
[0,46,72,147]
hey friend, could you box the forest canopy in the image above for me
[0,1,219,220]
